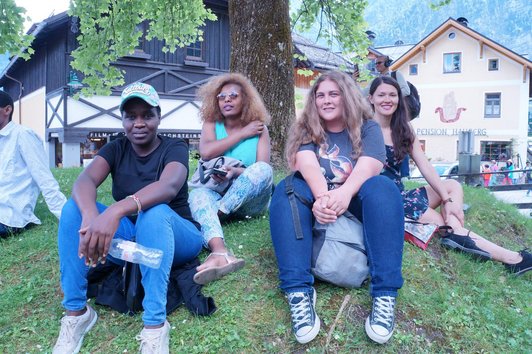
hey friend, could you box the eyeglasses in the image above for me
[217,91,239,100]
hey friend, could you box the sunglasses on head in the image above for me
[217,91,239,100]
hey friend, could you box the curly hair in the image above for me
[285,70,373,168]
[369,76,415,162]
[196,72,270,125]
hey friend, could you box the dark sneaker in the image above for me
[504,249,532,276]
[365,296,396,344]
[286,287,320,344]
[439,229,491,261]
[136,320,170,354]
[52,305,98,354]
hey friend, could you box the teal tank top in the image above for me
[215,121,258,167]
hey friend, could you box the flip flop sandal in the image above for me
[193,252,245,285]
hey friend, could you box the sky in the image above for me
[16,0,70,30]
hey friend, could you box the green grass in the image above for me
[0,168,531,353]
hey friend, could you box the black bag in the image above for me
[87,258,217,316]
[284,173,369,288]
[392,71,421,119]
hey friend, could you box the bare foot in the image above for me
[197,252,238,272]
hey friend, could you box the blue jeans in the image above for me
[0,223,25,238]
[189,161,273,247]
[58,199,203,325]
[270,175,404,298]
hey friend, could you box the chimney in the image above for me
[394,40,404,45]
[457,17,469,27]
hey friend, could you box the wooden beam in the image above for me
[479,40,484,59]
[421,45,426,63]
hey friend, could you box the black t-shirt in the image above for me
[299,120,385,189]
[97,136,199,229]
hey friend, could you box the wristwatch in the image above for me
[442,197,454,205]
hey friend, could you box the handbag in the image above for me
[404,220,438,250]
[188,156,245,194]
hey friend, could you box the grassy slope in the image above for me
[0,167,530,353]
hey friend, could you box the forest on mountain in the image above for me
[364,0,531,56]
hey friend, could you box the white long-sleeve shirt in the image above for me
[0,121,66,228]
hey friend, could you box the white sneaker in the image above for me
[136,320,170,354]
[52,305,98,354]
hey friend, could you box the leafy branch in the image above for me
[69,0,216,96]
[290,0,371,75]
[0,0,34,60]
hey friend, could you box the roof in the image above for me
[0,11,70,79]
[391,17,532,70]
[374,44,415,62]
[292,32,354,71]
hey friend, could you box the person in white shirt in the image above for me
[0,90,66,237]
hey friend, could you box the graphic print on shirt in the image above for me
[318,142,353,188]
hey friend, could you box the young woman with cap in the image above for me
[53,82,203,353]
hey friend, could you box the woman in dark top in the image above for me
[270,71,404,345]
[370,76,530,276]
[53,83,203,353]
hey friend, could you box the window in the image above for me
[488,59,499,71]
[448,32,456,40]
[484,93,501,118]
[443,53,461,73]
[186,41,203,61]
[481,141,512,161]
[409,64,418,75]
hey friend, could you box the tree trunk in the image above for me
[229,0,294,168]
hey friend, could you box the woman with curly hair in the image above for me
[270,71,404,344]
[189,73,273,285]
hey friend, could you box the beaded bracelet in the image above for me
[126,194,142,214]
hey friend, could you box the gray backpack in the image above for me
[312,212,369,288]
[285,173,369,288]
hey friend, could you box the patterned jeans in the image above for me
[188,161,273,247]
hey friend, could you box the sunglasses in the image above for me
[217,91,239,100]
[375,61,385,65]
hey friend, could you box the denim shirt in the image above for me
[0,122,66,227]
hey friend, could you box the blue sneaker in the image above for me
[365,296,396,344]
[286,287,320,344]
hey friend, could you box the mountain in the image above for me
[363,0,531,57]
